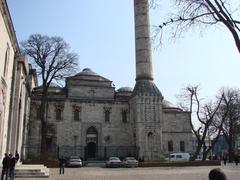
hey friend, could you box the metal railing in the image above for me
[22,145,139,160]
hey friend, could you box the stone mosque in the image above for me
[27,0,193,160]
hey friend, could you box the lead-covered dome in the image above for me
[71,68,111,82]
[76,68,99,76]
[117,87,133,92]
[162,100,182,112]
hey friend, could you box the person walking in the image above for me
[234,155,239,166]
[14,151,19,164]
[9,154,16,180]
[222,155,227,165]
[1,153,10,180]
[59,156,65,175]
[209,168,227,180]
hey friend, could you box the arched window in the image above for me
[72,105,81,121]
[86,126,98,144]
[148,132,153,138]
[105,111,110,122]
[56,108,62,121]
[168,140,173,152]
[180,141,185,152]
[73,109,80,121]
[36,107,41,119]
[122,110,127,123]
[148,132,154,146]
[55,104,64,121]
[104,107,111,122]
[87,126,97,135]
[3,45,10,78]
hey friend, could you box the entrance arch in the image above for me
[86,126,98,159]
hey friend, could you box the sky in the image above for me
[7,0,240,105]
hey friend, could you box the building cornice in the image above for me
[0,0,20,53]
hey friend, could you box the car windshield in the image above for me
[70,159,81,161]
[70,156,80,159]
[126,157,135,160]
[109,157,119,160]
[176,155,182,158]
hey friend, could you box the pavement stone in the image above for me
[16,164,240,180]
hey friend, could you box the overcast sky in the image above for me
[7,0,240,105]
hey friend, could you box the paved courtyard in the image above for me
[17,164,240,180]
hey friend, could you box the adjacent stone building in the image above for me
[27,0,193,161]
[0,0,37,162]
[0,0,20,160]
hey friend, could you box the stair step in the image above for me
[15,164,49,178]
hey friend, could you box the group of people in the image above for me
[222,154,239,166]
[1,152,19,180]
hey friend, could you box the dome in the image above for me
[162,100,179,109]
[117,87,133,92]
[49,83,61,88]
[76,68,99,76]
[73,68,111,82]
[37,83,61,88]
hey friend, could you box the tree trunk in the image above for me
[191,141,203,161]
[228,141,234,162]
[203,146,208,160]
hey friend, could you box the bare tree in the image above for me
[154,0,240,53]
[179,85,224,160]
[217,87,240,162]
[21,34,79,154]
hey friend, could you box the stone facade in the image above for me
[7,56,37,161]
[28,68,193,160]
[27,0,193,161]
[0,0,19,160]
[0,0,36,162]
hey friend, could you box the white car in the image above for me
[106,157,122,168]
[67,156,82,167]
[122,157,138,167]
[170,153,190,161]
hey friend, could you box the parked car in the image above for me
[122,157,138,167]
[67,156,82,167]
[106,157,122,168]
[170,153,190,161]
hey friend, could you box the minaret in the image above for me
[134,0,153,81]
[132,0,161,96]
[130,0,163,160]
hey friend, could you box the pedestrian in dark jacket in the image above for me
[9,154,16,180]
[59,156,65,174]
[222,155,227,165]
[1,153,10,180]
[14,151,19,163]
[234,155,239,166]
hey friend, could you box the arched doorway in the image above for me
[147,132,154,160]
[86,127,98,159]
[87,142,96,158]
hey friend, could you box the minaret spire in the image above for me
[134,0,153,81]
[131,0,163,160]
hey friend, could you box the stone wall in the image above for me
[162,110,193,155]
[28,96,134,159]
[130,94,163,160]
[0,0,19,160]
